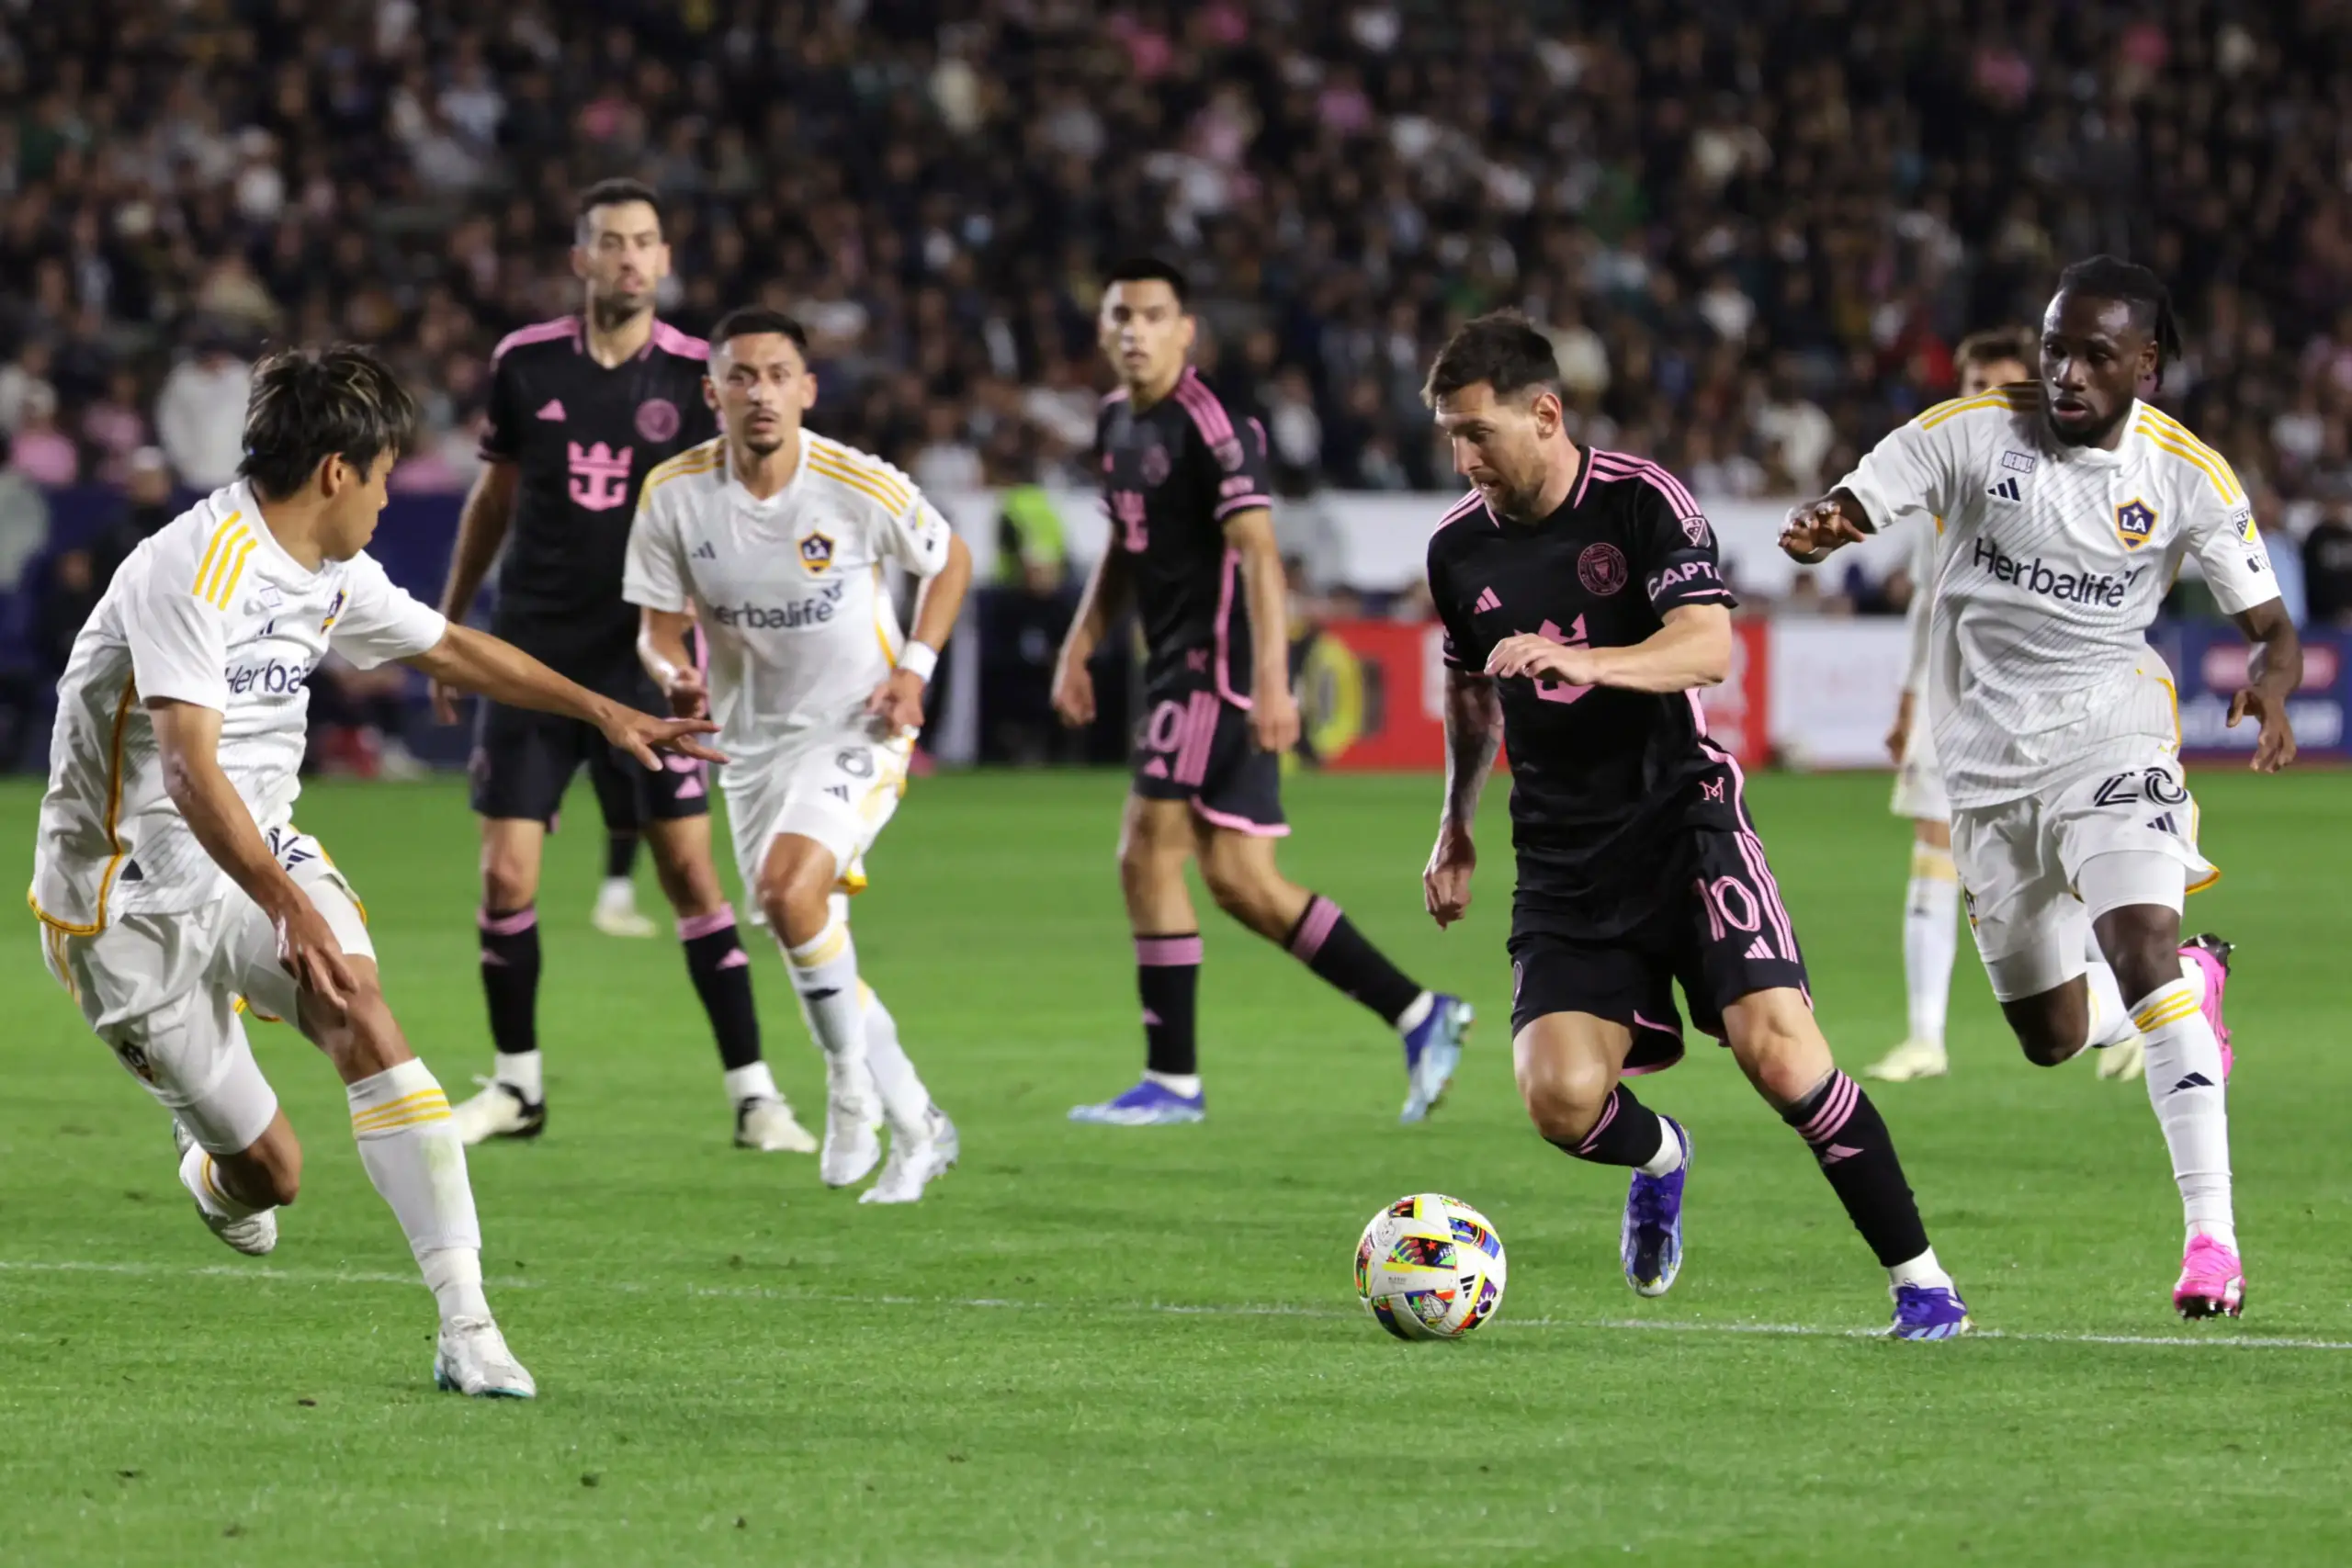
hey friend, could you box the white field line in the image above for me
[3,1258,2346,1352]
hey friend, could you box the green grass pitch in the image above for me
[3,767,2348,1566]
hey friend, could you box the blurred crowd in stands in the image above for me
[4,0,2352,626]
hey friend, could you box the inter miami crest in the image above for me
[798,530,835,572]
[2113,497,2158,551]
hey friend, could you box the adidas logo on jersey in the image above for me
[2147,812,2179,834]
[1987,475,2024,502]
[825,784,850,802]
[536,399,566,421]
[2170,1072,2215,1094]
[692,541,718,560]
[1744,936,1773,961]
[1473,586,1502,614]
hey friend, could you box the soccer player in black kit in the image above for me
[1419,314,1970,1337]
[432,180,814,1155]
[1055,259,1473,1126]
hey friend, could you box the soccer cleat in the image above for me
[820,1061,884,1187]
[2095,1032,2146,1082]
[1399,994,1474,1122]
[1864,1039,1950,1082]
[450,1078,547,1145]
[2173,1234,2245,1320]
[734,1096,818,1154]
[2181,933,2233,1081]
[1067,1078,1207,1125]
[173,1121,277,1257]
[860,1107,960,1204]
[590,880,657,938]
[433,1316,537,1399]
[1888,1284,1973,1340]
[1621,1117,1690,1298]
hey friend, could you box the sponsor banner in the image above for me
[1766,619,1912,769]
[2157,624,2352,761]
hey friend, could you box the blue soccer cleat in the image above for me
[1888,1284,1973,1340]
[1068,1078,1206,1125]
[1622,1116,1690,1297]
[1399,995,1474,1123]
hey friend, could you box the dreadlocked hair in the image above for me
[2056,254,2183,378]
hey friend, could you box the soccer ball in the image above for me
[1353,1192,1507,1341]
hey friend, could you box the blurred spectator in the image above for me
[2303,502,2352,628]
[81,370,154,489]
[6,386,79,487]
[0,342,55,435]
[156,333,252,491]
[0,428,53,592]
[89,449,179,590]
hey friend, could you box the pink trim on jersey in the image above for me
[675,905,738,942]
[1429,489,1487,539]
[649,320,710,361]
[1215,491,1272,521]
[1173,691,1219,786]
[1210,545,1253,711]
[1189,797,1290,837]
[1589,450,1706,524]
[1172,368,1237,445]
[1136,935,1204,966]
[1100,386,1131,406]
[490,316,582,365]
[1569,447,1600,509]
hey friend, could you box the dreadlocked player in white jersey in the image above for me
[624,308,975,1203]
[30,346,723,1396]
[1782,257,2301,1321]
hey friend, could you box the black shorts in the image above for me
[1507,823,1810,1072]
[469,679,710,829]
[1129,683,1285,836]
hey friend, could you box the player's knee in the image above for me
[481,856,537,913]
[1516,1055,1614,1145]
[2106,939,2179,1008]
[756,844,836,946]
[1116,834,1185,898]
[1199,856,1277,925]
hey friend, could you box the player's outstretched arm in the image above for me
[1425,669,1502,929]
[636,607,707,718]
[150,698,357,1007]
[1779,488,1878,565]
[407,623,726,770]
[1051,542,1133,728]
[1223,507,1300,752]
[1487,604,1733,696]
[867,531,974,732]
[429,462,519,722]
[2227,598,2301,773]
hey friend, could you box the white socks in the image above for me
[348,1060,489,1325]
[1888,1247,1954,1292]
[1636,1131,1685,1179]
[179,1140,264,1221]
[786,918,872,1080]
[2082,959,2138,1052]
[1393,990,1435,1037]
[492,1048,543,1102]
[1902,845,1958,1048]
[858,982,933,1135]
[1144,1069,1203,1099]
[723,1060,779,1106]
[2132,973,2234,1249]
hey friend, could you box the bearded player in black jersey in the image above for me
[1419,314,1970,1337]
[1054,259,1473,1127]
[431,179,813,1155]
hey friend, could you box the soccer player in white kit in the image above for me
[30,346,724,1395]
[1782,258,2301,1318]
[624,308,975,1203]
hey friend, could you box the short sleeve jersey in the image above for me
[478,316,717,682]
[1426,449,1741,935]
[1095,367,1275,704]
[623,434,954,770]
[1836,386,2278,808]
[31,482,447,929]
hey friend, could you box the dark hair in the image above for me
[1421,311,1564,406]
[2054,254,2183,377]
[575,177,663,243]
[709,306,810,355]
[238,344,418,502]
[1954,326,2036,372]
[1104,256,1190,307]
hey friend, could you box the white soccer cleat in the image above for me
[450,1078,547,1145]
[819,1061,884,1188]
[860,1107,960,1205]
[173,1121,278,1256]
[735,1095,818,1153]
[591,881,658,938]
[433,1316,537,1399]
[1864,1039,1950,1082]
[2096,1032,2146,1082]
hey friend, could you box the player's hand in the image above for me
[1051,659,1095,728]
[1780,496,1869,565]
[662,662,710,720]
[429,679,462,726]
[1251,686,1302,753]
[1424,824,1476,929]
[273,897,356,1010]
[865,669,927,735]
[1885,690,1915,764]
[1487,633,1602,689]
[599,705,728,771]
[2227,685,2298,773]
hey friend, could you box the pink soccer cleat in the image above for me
[2180,934,2233,1080]
[2173,1234,2245,1320]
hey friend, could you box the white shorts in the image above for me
[1889,716,1950,821]
[724,728,915,898]
[1951,748,2216,1001]
[38,828,374,1155]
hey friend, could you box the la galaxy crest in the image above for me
[798,530,835,572]
[2112,498,2157,551]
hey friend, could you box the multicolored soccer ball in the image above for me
[1353,1193,1508,1340]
